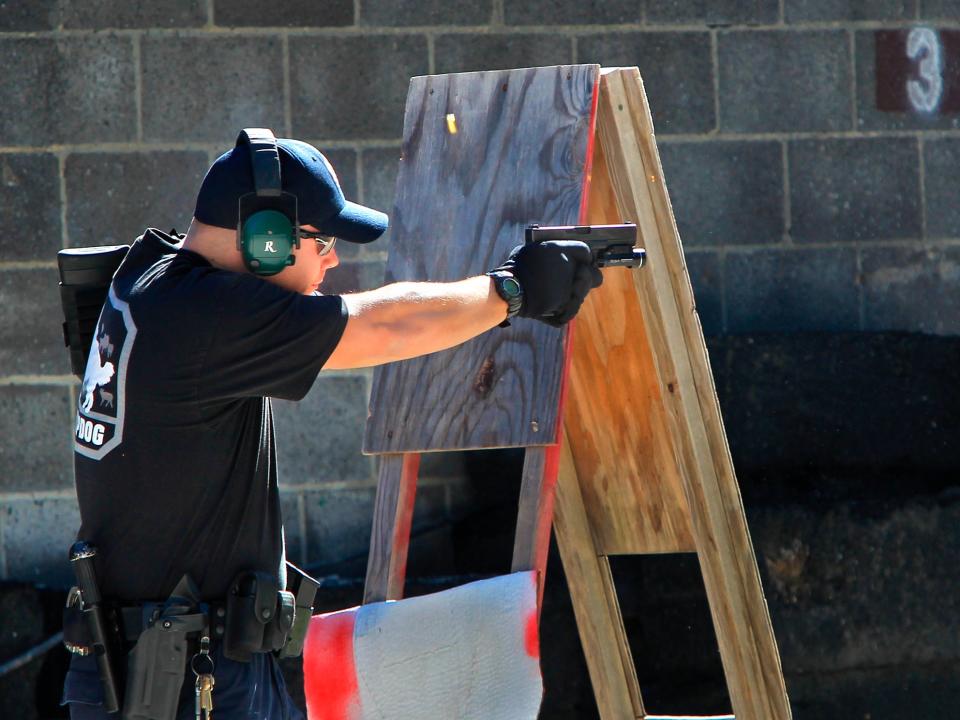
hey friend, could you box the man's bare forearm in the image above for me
[323,276,507,369]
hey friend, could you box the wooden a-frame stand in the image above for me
[359,66,791,720]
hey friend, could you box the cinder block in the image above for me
[361,148,399,214]
[65,152,209,248]
[0,386,73,492]
[272,375,373,485]
[785,0,913,21]
[360,147,400,248]
[925,138,960,238]
[783,664,960,720]
[290,35,428,140]
[725,247,859,332]
[215,0,352,27]
[647,0,779,25]
[0,584,46,713]
[0,37,135,145]
[0,268,70,376]
[685,250,723,336]
[751,500,960,673]
[921,0,960,18]
[279,490,304,568]
[789,138,920,243]
[302,483,448,571]
[62,0,206,27]
[718,30,850,133]
[0,0,58,30]
[854,30,960,132]
[418,452,467,482]
[862,245,960,335]
[303,487,375,567]
[709,333,960,476]
[141,36,285,142]
[505,0,641,24]
[409,483,447,529]
[659,140,783,247]
[0,154,61,261]
[578,32,714,135]
[434,32,573,75]
[321,149,358,201]
[4,497,81,587]
[361,0,492,26]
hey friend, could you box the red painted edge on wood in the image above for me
[578,69,602,225]
[530,71,602,614]
[554,67,600,448]
[388,452,421,600]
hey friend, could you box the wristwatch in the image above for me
[486,270,524,327]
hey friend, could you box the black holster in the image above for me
[122,576,205,720]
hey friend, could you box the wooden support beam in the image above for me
[363,453,420,604]
[594,67,791,720]
[554,429,643,720]
[510,446,563,610]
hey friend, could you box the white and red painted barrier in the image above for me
[303,571,543,720]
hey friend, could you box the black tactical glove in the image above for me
[488,240,603,327]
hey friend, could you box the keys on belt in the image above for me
[191,636,216,720]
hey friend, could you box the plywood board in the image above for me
[364,65,600,454]
[563,127,696,556]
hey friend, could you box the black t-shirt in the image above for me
[72,229,348,602]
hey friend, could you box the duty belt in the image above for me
[63,556,321,720]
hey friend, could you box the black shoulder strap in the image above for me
[237,128,282,198]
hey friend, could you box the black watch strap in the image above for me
[486,270,524,327]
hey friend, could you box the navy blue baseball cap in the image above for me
[194,135,388,243]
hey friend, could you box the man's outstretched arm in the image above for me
[323,240,603,370]
[323,276,506,370]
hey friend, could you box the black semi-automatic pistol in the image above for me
[525,223,645,269]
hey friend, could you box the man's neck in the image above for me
[181,219,246,273]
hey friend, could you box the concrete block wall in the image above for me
[1,1,958,584]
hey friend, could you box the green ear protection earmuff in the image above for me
[236,128,300,276]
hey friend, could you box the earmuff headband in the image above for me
[238,128,282,198]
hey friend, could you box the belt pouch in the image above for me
[277,564,321,658]
[121,610,194,720]
[262,591,295,653]
[223,571,276,662]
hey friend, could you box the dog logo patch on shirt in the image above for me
[75,286,137,460]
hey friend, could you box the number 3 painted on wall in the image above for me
[907,27,943,113]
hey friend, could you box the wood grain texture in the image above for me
[563,127,696,556]
[363,453,420,603]
[364,65,600,454]
[594,68,792,720]
[553,429,643,720]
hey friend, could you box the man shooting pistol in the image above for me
[58,128,608,720]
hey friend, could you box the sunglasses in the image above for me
[299,230,337,256]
